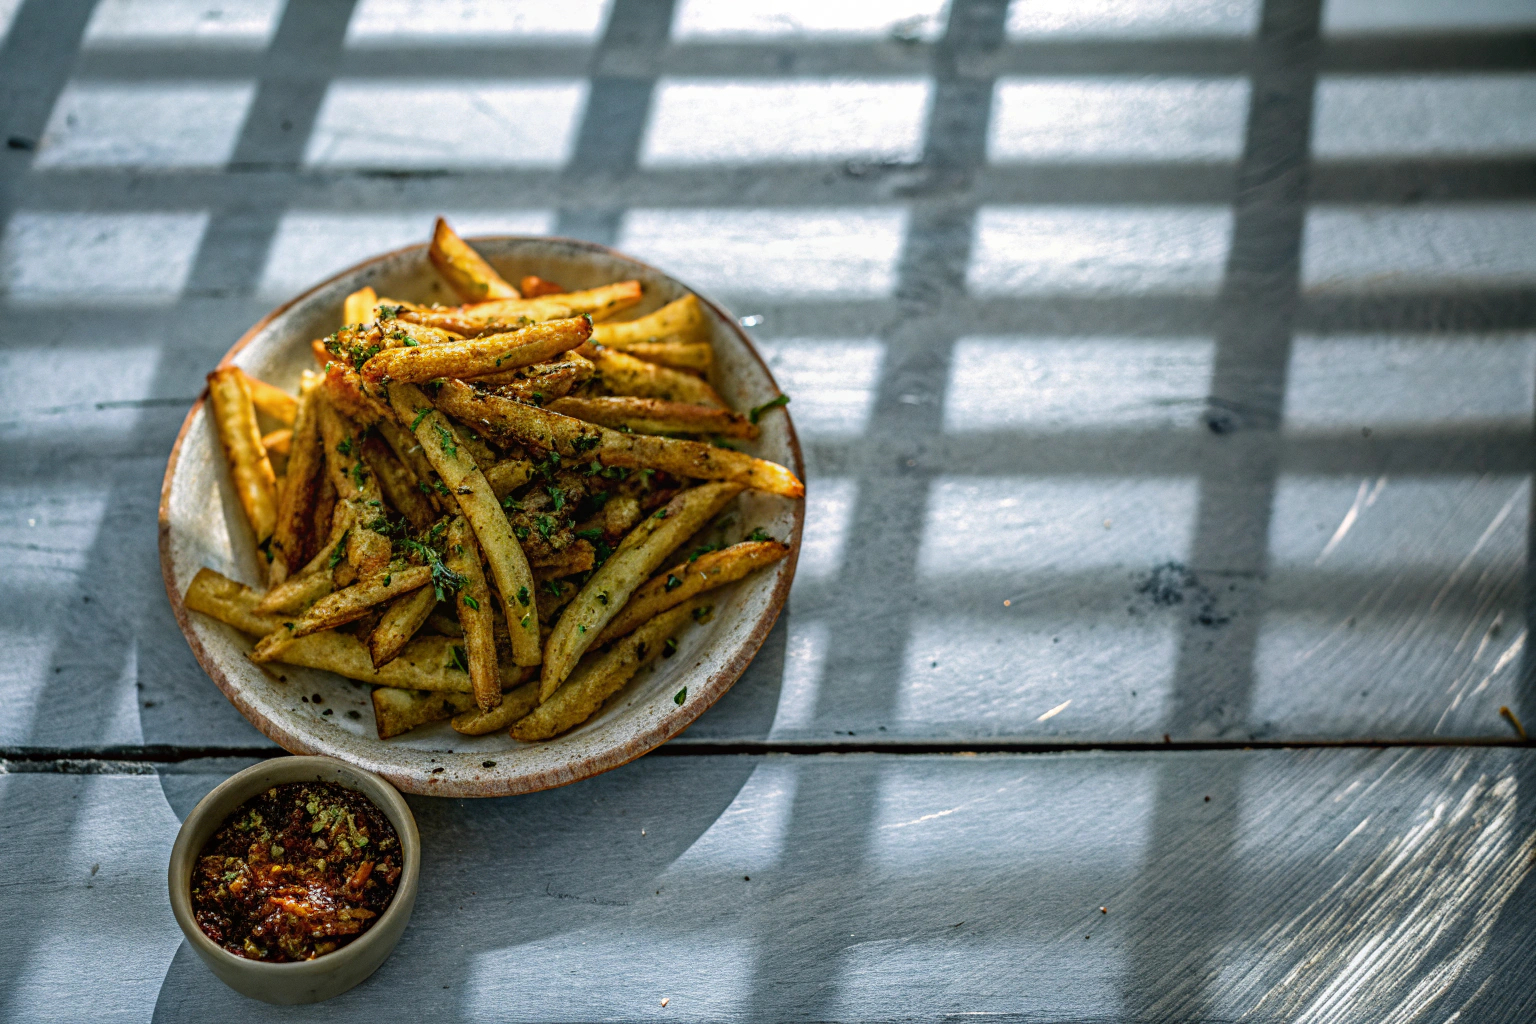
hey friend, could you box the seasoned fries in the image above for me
[434,382,804,498]
[359,316,592,386]
[184,216,803,745]
[206,366,278,546]
[546,396,758,440]
[596,540,790,643]
[429,217,519,302]
[541,483,742,699]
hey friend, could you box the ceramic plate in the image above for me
[159,237,803,796]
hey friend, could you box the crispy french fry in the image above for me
[546,396,758,440]
[426,605,464,637]
[360,316,592,386]
[514,597,708,741]
[255,521,343,613]
[387,382,541,666]
[591,294,707,347]
[540,483,742,699]
[590,346,725,407]
[250,565,432,661]
[317,400,377,503]
[436,381,804,498]
[445,516,500,711]
[373,687,477,739]
[343,286,378,327]
[429,217,519,302]
[484,459,533,500]
[603,495,641,536]
[374,416,443,511]
[310,471,337,564]
[321,361,389,425]
[518,275,565,297]
[398,281,642,335]
[616,341,713,374]
[185,568,489,692]
[241,370,299,425]
[260,428,293,456]
[367,585,437,668]
[531,539,594,579]
[269,376,323,581]
[466,351,595,396]
[596,540,789,643]
[359,434,435,531]
[450,677,539,735]
[206,366,278,545]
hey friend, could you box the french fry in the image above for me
[260,428,293,456]
[518,275,565,297]
[373,687,477,739]
[359,434,435,531]
[595,540,789,643]
[514,597,709,741]
[540,483,742,699]
[546,396,758,440]
[317,398,391,578]
[484,459,533,500]
[450,677,539,735]
[343,286,378,327]
[429,217,519,302]
[591,294,707,348]
[616,341,713,374]
[320,362,388,427]
[374,417,443,512]
[241,370,299,425]
[466,351,594,396]
[250,565,432,661]
[184,568,489,692]
[269,376,323,581]
[531,540,595,582]
[255,517,345,614]
[590,346,725,407]
[367,585,437,668]
[387,382,541,666]
[206,366,278,545]
[398,281,642,335]
[445,516,500,711]
[426,606,464,637]
[310,472,337,565]
[359,316,592,386]
[435,381,804,498]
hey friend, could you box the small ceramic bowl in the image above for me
[167,755,420,1004]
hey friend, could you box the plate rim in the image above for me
[158,234,805,797]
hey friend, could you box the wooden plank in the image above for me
[5,749,1536,1021]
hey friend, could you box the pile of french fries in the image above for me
[186,218,800,743]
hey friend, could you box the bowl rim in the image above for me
[166,754,421,975]
[157,235,805,797]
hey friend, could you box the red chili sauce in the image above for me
[191,782,401,962]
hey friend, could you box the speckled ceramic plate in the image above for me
[159,237,803,797]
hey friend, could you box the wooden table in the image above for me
[4,0,1535,1019]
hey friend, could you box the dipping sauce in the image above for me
[190,782,401,962]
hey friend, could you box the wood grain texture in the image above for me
[3,750,1535,1022]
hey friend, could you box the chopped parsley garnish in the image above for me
[534,515,556,540]
[594,541,613,564]
[433,423,458,458]
[335,436,354,457]
[548,487,565,512]
[748,393,790,424]
[662,638,678,658]
[502,496,523,511]
[674,687,687,705]
[377,304,401,320]
[350,461,368,490]
[589,490,611,508]
[654,508,668,520]
[462,595,479,611]
[517,586,530,606]
[410,407,430,432]
[664,574,681,592]
[747,528,772,543]
[688,544,718,562]
[691,605,713,623]
[574,527,604,542]
[572,433,600,454]
[542,580,565,598]
[328,530,350,569]
[514,525,529,540]
[447,646,468,672]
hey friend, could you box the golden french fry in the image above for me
[518,275,565,297]
[367,585,437,668]
[359,316,592,386]
[590,346,724,407]
[546,396,758,440]
[398,281,642,335]
[374,416,443,512]
[184,568,485,692]
[255,527,341,613]
[445,516,500,711]
[426,605,464,637]
[388,382,541,666]
[591,294,707,346]
[343,286,378,327]
[450,677,539,735]
[615,341,713,374]
[316,400,377,503]
[541,483,742,699]
[429,217,519,302]
[320,361,389,425]
[206,366,278,545]
[359,434,435,531]
[596,540,789,644]
[436,381,804,498]
[514,597,708,741]
[310,471,337,565]
[260,428,293,456]
[531,539,594,580]
[484,459,533,500]
[250,565,432,661]
[269,375,323,581]
[373,687,477,739]
[466,351,595,396]
[241,370,299,425]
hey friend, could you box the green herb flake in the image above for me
[410,407,431,432]
[462,594,479,610]
[517,586,530,606]
[747,527,772,543]
[534,515,556,540]
[575,527,603,541]
[328,530,350,569]
[654,507,669,520]
[663,638,678,658]
[448,646,468,672]
[548,486,565,512]
[674,687,687,705]
[335,435,354,457]
[664,574,681,592]
[514,525,530,540]
[433,423,458,458]
[748,393,790,424]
